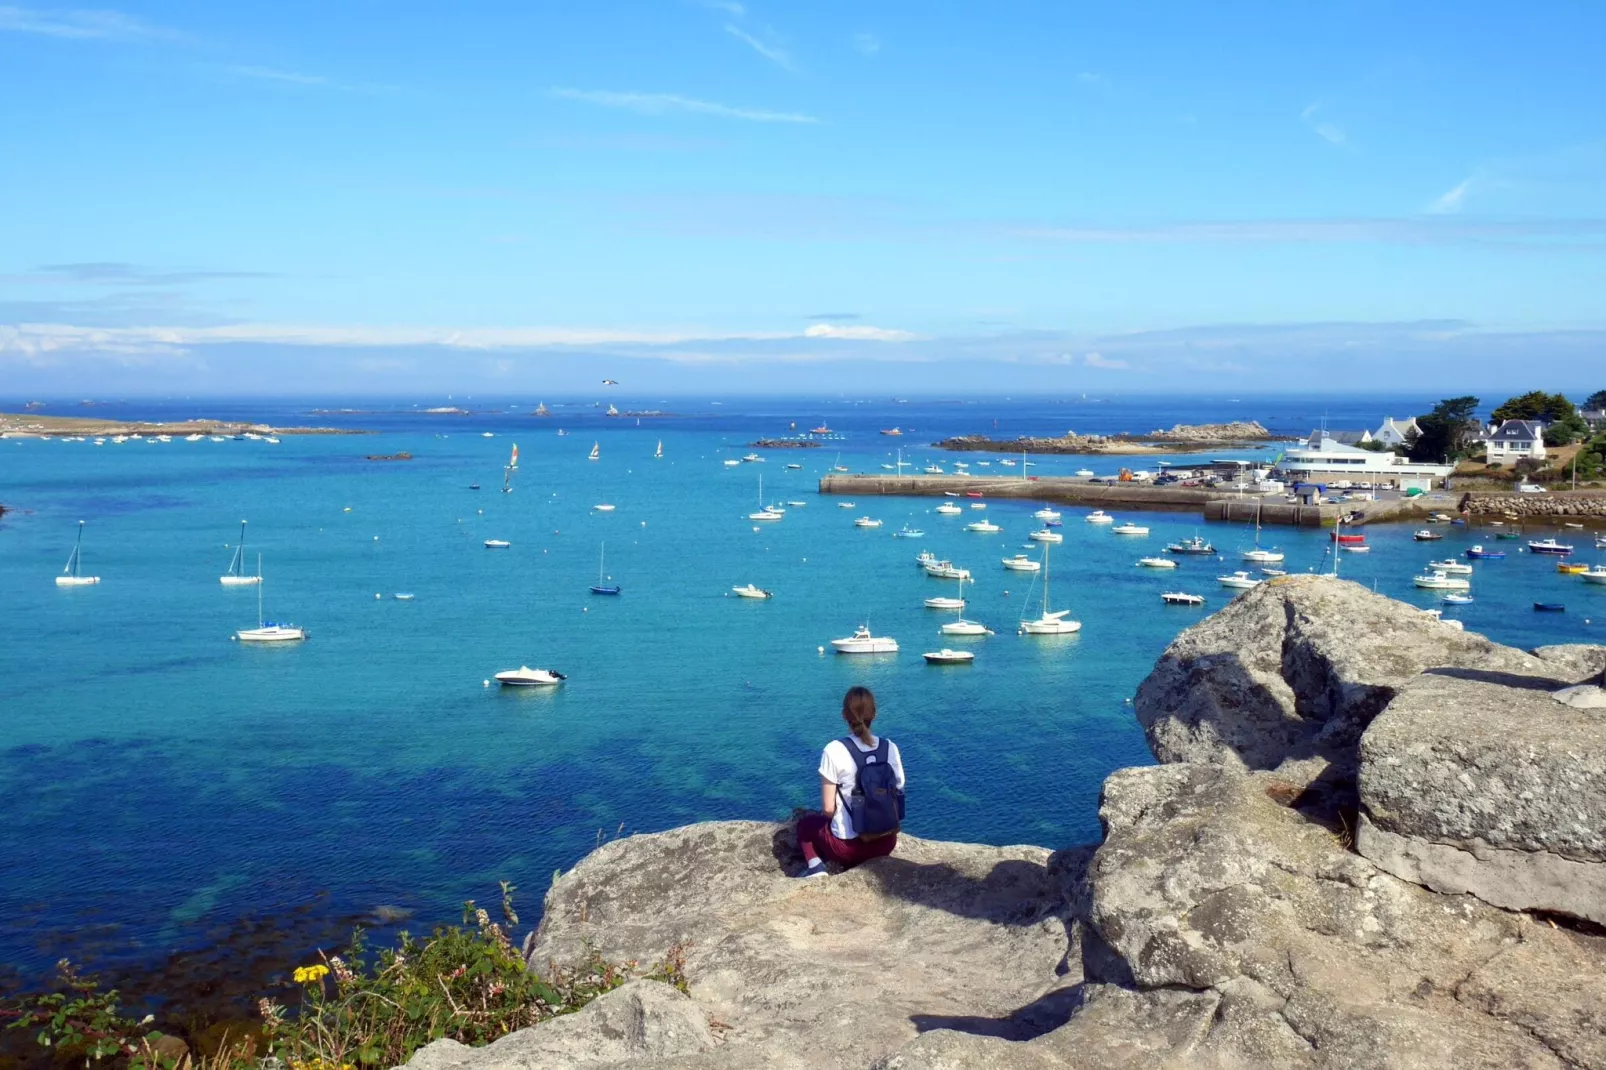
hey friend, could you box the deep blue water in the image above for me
[1,394,1600,984]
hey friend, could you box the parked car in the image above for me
[1516,483,1547,494]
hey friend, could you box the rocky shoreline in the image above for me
[935,421,1283,456]
[747,439,822,449]
[1459,492,1606,520]
[0,412,362,437]
[403,576,1606,1070]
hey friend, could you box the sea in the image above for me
[1,394,1600,999]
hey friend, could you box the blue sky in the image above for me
[2,1,1603,395]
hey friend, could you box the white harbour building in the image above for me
[1273,432,1454,491]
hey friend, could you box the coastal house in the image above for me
[1582,408,1606,431]
[1326,429,1373,447]
[1484,419,1547,462]
[1371,416,1420,448]
[1275,432,1454,488]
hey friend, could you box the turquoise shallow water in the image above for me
[1,396,1601,981]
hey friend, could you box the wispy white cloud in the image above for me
[1427,174,1476,214]
[852,32,879,56]
[0,5,179,40]
[1083,352,1128,369]
[803,323,916,341]
[551,88,819,124]
[1300,100,1347,148]
[227,65,400,95]
[724,24,795,71]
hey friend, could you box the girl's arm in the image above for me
[820,775,837,816]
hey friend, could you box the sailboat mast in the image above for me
[256,554,264,627]
[68,520,84,577]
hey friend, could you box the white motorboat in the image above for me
[785,463,803,470]
[1085,511,1114,525]
[935,503,963,515]
[854,517,883,528]
[1217,571,1262,590]
[1137,556,1177,569]
[1027,529,1063,543]
[1242,548,1285,564]
[185,433,203,442]
[394,593,415,600]
[1112,523,1149,536]
[1413,570,1470,590]
[1161,592,1205,606]
[924,560,972,581]
[1581,566,1606,584]
[495,666,566,687]
[1260,567,1287,577]
[484,539,511,549]
[969,502,987,510]
[999,459,1016,467]
[723,459,741,467]
[923,465,944,474]
[742,453,762,463]
[1033,508,1061,520]
[1075,468,1094,478]
[732,584,773,599]
[787,500,807,507]
[234,555,305,642]
[1001,554,1041,572]
[1019,541,1080,634]
[54,520,101,586]
[893,525,926,538]
[1426,559,1473,575]
[481,431,495,438]
[831,625,899,654]
[219,520,262,586]
[1341,544,1370,553]
[924,595,966,609]
[593,503,615,512]
[965,520,1001,533]
[1441,593,1475,605]
[838,501,857,509]
[923,648,975,664]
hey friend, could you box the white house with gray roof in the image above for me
[1372,416,1421,447]
[1485,419,1547,461]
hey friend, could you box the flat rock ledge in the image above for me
[403,579,1606,1068]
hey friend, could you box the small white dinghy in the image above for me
[495,666,566,687]
[1112,523,1149,536]
[593,503,616,512]
[924,595,966,610]
[854,517,883,528]
[1161,592,1206,605]
[831,625,899,654]
[923,648,975,664]
[484,539,511,549]
[837,501,857,509]
[1001,554,1041,572]
[965,520,1001,533]
[1027,529,1063,543]
[732,584,773,599]
[1137,557,1178,569]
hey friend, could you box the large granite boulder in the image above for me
[443,821,1081,1069]
[1134,576,1560,784]
[1357,671,1606,925]
[1076,762,1606,1069]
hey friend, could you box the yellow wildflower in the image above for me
[292,964,330,984]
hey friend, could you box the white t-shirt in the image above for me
[819,734,906,840]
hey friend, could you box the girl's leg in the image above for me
[796,813,831,867]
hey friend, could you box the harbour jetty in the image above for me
[934,420,1282,456]
[821,473,1339,526]
[1458,490,1606,522]
[399,579,1606,1070]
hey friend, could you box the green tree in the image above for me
[1583,389,1606,412]
[1408,396,1480,463]
[1490,391,1576,424]
[1543,413,1589,446]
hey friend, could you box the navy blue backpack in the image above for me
[840,737,906,840]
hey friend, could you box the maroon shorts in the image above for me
[796,812,897,870]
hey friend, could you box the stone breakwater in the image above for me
[404,577,1606,1070]
[1459,492,1606,520]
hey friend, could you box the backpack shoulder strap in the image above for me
[872,736,890,765]
[841,736,871,775]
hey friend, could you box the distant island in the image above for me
[935,421,1281,455]
[748,439,822,449]
[0,413,363,438]
[365,452,413,461]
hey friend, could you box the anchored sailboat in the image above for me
[1019,541,1080,634]
[219,520,262,585]
[655,440,663,459]
[55,520,100,586]
[588,441,600,462]
[234,556,305,642]
[590,541,621,595]
[1241,499,1284,563]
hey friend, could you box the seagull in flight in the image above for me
[601,379,619,386]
